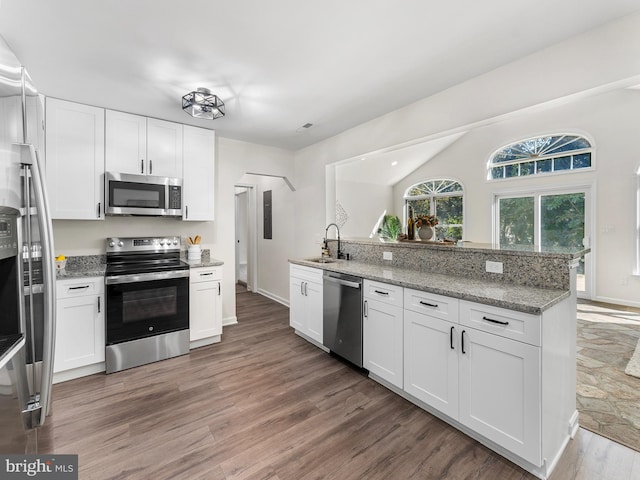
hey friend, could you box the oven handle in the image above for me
[105,269,190,285]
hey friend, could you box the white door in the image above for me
[105,110,146,175]
[458,327,541,465]
[183,125,215,221]
[404,309,458,418]
[289,276,305,331]
[146,118,183,178]
[364,298,403,388]
[305,280,324,344]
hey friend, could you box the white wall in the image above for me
[336,180,393,238]
[53,135,295,323]
[292,12,640,307]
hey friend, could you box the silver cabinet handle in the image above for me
[97,202,101,218]
[218,282,221,295]
[364,300,368,318]
[304,282,308,296]
[98,296,101,313]
[149,159,153,175]
[300,282,304,296]
[200,272,213,277]
[185,205,188,219]
[141,159,144,174]
[69,285,90,290]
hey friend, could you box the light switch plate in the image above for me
[486,260,503,274]
[383,251,393,261]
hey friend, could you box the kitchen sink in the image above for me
[305,257,336,264]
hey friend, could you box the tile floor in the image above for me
[576,300,640,451]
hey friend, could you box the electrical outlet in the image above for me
[486,261,503,274]
[383,251,393,261]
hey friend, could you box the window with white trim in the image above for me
[404,179,463,240]
[488,134,593,180]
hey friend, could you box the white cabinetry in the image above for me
[189,266,223,349]
[105,110,183,178]
[54,277,105,382]
[363,280,403,389]
[403,289,460,418]
[45,98,105,220]
[183,126,215,221]
[289,264,323,345]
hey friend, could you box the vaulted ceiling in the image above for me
[1,1,639,150]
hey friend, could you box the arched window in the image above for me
[405,179,463,240]
[488,134,593,180]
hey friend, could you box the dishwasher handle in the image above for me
[323,275,361,289]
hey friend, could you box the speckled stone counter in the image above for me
[56,255,106,279]
[289,258,569,314]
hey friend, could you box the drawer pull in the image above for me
[482,316,509,326]
[373,290,389,296]
[69,285,90,291]
[200,272,214,277]
[461,330,466,354]
[419,300,438,308]
[450,326,454,350]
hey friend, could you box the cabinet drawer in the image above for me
[190,266,221,283]
[290,264,323,285]
[404,288,459,322]
[57,277,103,299]
[364,279,403,307]
[459,301,541,346]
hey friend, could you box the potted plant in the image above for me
[378,214,401,242]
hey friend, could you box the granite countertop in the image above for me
[289,258,570,315]
[183,256,224,268]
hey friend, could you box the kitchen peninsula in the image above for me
[289,239,589,480]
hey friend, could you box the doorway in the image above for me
[235,185,257,294]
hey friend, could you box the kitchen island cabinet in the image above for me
[45,98,105,220]
[53,276,105,383]
[189,265,222,348]
[105,110,183,178]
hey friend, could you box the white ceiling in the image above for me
[1,0,639,151]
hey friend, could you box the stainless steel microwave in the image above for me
[105,172,182,217]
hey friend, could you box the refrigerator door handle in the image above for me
[24,143,56,427]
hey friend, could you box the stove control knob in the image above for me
[173,239,178,246]
[118,241,124,247]
[160,239,166,246]
[109,241,115,247]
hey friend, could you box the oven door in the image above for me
[105,272,189,345]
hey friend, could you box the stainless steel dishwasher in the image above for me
[323,271,363,367]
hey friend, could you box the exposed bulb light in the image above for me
[182,87,225,120]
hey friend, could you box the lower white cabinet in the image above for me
[189,266,223,348]
[289,264,323,344]
[54,277,105,379]
[363,280,403,389]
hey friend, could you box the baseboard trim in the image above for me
[591,295,640,309]
[256,288,289,307]
[223,316,238,326]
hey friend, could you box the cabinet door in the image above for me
[183,126,215,221]
[289,276,306,331]
[305,280,323,344]
[45,98,104,220]
[105,110,146,175]
[403,309,458,418]
[458,327,541,464]
[54,294,104,372]
[364,298,403,388]
[146,118,183,178]
[190,280,222,341]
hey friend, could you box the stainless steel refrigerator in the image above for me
[0,34,56,453]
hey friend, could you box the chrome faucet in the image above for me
[324,223,345,259]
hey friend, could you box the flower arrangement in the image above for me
[415,214,438,228]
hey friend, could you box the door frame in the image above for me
[492,182,595,299]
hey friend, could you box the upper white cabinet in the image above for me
[105,110,183,178]
[183,125,215,221]
[45,98,105,220]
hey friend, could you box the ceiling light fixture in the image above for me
[182,87,225,120]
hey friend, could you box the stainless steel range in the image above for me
[105,236,190,374]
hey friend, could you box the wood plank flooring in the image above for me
[36,290,640,480]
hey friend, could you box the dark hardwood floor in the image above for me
[38,289,640,479]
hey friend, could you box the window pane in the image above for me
[435,225,462,241]
[407,198,430,217]
[554,156,571,171]
[573,153,591,169]
[499,197,534,246]
[491,166,504,179]
[540,193,585,249]
[434,196,463,225]
[520,161,535,176]
[505,164,519,178]
[536,159,552,173]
